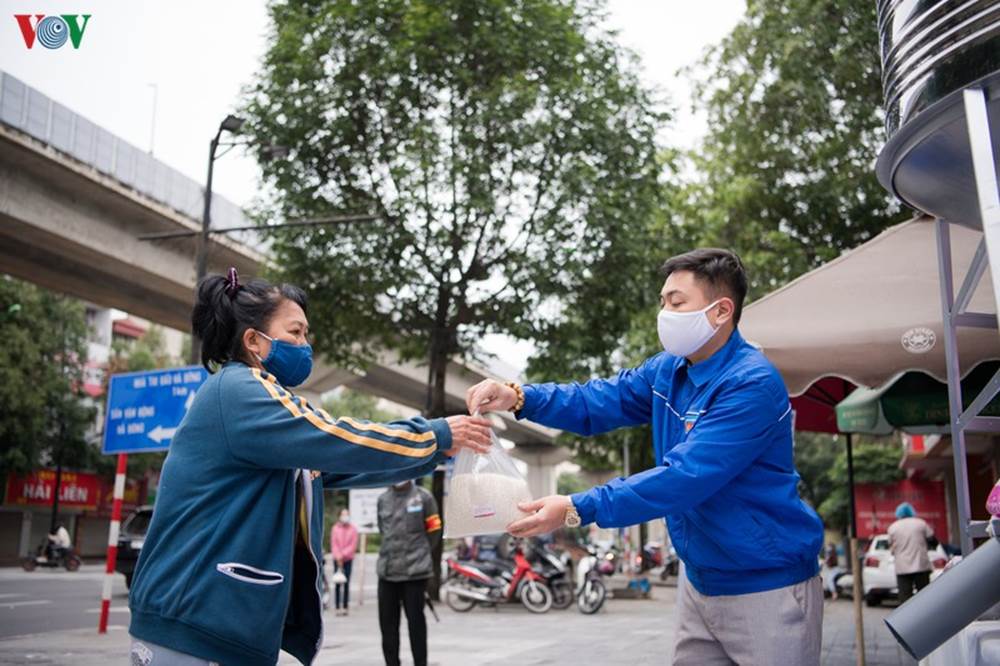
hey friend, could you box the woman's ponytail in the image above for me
[191,275,237,370]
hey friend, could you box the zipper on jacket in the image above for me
[216,562,285,585]
[287,470,324,656]
[300,473,324,646]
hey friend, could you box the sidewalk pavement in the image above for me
[0,587,679,665]
[0,558,918,665]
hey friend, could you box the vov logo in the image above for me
[14,14,91,50]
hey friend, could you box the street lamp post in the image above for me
[191,114,245,365]
[137,115,377,365]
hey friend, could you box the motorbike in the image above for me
[528,540,574,610]
[594,542,619,576]
[660,544,679,581]
[22,540,82,572]
[639,541,664,571]
[575,545,608,614]
[637,540,679,582]
[443,541,553,614]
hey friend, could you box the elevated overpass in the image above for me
[0,70,565,495]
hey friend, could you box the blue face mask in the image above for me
[255,331,313,387]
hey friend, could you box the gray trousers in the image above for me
[130,639,219,666]
[673,567,823,666]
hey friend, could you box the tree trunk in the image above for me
[424,323,451,600]
[50,423,65,535]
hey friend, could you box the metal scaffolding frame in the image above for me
[934,87,1000,556]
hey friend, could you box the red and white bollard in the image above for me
[98,453,127,634]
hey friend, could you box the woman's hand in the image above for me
[443,415,494,456]
[465,379,518,414]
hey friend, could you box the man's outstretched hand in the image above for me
[506,495,573,537]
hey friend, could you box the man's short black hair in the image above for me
[661,248,748,324]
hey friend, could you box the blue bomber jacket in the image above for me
[128,362,451,665]
[520,330,824,597]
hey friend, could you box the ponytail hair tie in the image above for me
[225,267,241,298]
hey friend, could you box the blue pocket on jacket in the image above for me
[180,560,290,655]
[682,502,782,572]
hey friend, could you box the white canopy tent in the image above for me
[741,216,1000,397]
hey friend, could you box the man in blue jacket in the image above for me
[467,248,824,665]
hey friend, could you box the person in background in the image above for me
[376,479,442,666]
[47,521,72,559]
[888,502,934,604]
[331,508,359,616]
[821,543,843,600]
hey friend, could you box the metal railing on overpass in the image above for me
[0,70,260,250]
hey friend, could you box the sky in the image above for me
[1,0,745,372]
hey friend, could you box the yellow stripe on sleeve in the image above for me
[250,369,437,459]
[340,417,435,443]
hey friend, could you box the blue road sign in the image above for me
[102,366,208,454]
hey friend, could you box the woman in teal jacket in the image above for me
[128,270,491,666]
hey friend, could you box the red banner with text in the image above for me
[853,479,948,540]
[4,469,147,516]
[4,469,101,510]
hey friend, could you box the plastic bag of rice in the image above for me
[444,427,532,538]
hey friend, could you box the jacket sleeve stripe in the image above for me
[300,401,434,444]
[339,416,435,443]
[250,369,438,459]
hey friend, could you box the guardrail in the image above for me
[0,70,259,249]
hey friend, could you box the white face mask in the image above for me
[339,514,350,524]
[657,300,721,358]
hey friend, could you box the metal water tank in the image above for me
[876,0,1000,228]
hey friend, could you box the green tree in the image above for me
[528,0,913,474]
[241,0,665,419]
[109,325,176,373]
[818,440,904,531]
[794,432,842,510]
[556,471,588,496]
[680,0,908,298]
[0,277,95,478]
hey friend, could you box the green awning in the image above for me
[836,361,1000,435]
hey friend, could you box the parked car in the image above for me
[835,533,948,606]
[116,505,153,589]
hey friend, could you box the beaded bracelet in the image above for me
[504,381,525,412]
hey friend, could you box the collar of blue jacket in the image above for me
[684,327,745,387]
[518,328,823,597]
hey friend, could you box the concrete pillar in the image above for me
[525,463,556,500]
[299,364,363,399]
[509,445,572,499]
[18,510,32,558]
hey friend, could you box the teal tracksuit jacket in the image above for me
[128,362,451,665]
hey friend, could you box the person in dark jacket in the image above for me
[376,479,442,666]
[127,269,492,666]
